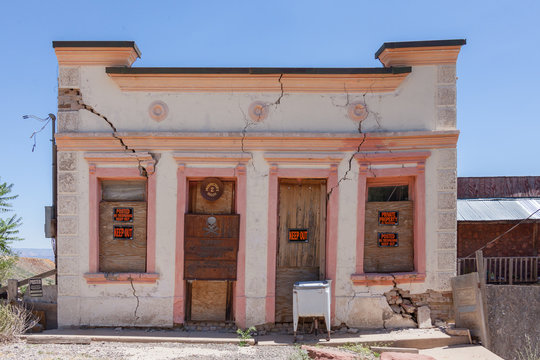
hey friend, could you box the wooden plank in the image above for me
[184,214,239,238]
[190,280,228,321]
[189,181,235,214]
[184,214,239,280]
[99,201,147,272]
[364,201,414,273]
[184,260,237,280]
[26,336,91,345]
[7,279,18,302]
[275,267,319,322]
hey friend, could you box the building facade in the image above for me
[53,39,465,328]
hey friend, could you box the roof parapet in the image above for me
[52,41,141,67]
[375,39,466,67]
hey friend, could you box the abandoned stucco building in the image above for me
[53,39,465,328]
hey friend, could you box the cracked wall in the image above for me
[56,59,458,328]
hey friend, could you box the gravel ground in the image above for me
[0,341,302,360]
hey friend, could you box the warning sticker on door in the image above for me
[288,229,308,242]
[378,232,398,247]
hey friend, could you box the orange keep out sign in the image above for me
[288,229,308,242]
[114,225,133,239]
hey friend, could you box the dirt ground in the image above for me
[0,341,304,360]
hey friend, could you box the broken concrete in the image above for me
[384,314,417,330]
[417,306,432,329]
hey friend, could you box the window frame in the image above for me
[84,153,158,284]
[352,152,429,286]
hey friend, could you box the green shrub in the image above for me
[0,302,38,342]
[236,326,256,347]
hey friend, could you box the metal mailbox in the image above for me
[292,280,332,341]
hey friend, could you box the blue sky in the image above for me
[1,1,538,249]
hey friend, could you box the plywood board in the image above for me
[364,201,413,273]
[184,214,239,280]
[190,280,228,321]
[99,201,147,272]
[275,267,319,322]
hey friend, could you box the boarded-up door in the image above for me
[186,180,236,322]
[275,179,326,322]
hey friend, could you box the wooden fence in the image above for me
[0,269,56,301]
[457,256,539,284]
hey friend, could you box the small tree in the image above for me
[0,179,21,284]
[0,179,22,254]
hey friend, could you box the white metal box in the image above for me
[292,280,331,340]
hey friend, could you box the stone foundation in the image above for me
[384,287,454,324]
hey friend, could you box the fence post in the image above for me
[508,258,513,285]
[475,250,490,349]
[7,279,18,302]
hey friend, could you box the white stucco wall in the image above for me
[56,59,458,328]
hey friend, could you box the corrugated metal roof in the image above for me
[458,176,540,199]
[457,198,540,221]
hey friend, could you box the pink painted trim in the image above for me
[354,154,429,280]
[326,165,339,321]
[172,165,247,326]
[355,165,368,274]
[173,165,186,324]
[414,162,426,273]
[265,164,340,324]
[235,165,247,328]
[84,272,159,284]
[146,172,156,273]
[265,165,278,324]
[88,166,156,274]
[350,272,426,286]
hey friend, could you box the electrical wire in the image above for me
[463,206,540,258]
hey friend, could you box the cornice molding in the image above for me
[54,47,140,66]
[264,152,343,166]
[58,131,459,152]
[105,72,410,93]
[377,45,463,67]
[172,151,251,164]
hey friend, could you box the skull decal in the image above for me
[204,216,219,236]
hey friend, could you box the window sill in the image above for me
[84,272,159,284]
[350,272,425,286]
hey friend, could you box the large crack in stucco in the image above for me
[239,74,285,174]
[77,95,149,177]
[129,277,141,326]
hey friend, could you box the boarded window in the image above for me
[99,180,147,273]
[364,183,414,273]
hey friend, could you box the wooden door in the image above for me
[186,180,235,322]
[275,179,326,322]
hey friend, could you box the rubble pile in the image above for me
[384,288,419,323]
